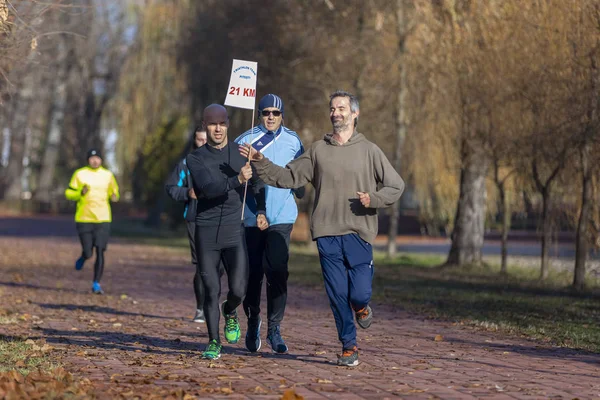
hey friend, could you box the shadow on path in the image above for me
[446,336,600,368]
[35,303,173,321]
[0,281,80,294]
[38,327,331,365]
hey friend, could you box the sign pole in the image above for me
[223,59,258,221]
[240,107,256,220]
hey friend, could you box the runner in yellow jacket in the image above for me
[65,149,119,294]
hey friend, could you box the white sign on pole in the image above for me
[224,59,258,110]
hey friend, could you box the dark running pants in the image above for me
[187,222,225,310]
[76,222,110,283]
[196,224,249,343]
[186,221,203,309]
[316,234,374,350]
[243,224,293,331]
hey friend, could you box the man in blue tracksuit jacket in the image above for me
[234,94,305,354]
[165,128,207,323]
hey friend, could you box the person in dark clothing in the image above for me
[186,104,267,360]
[165,128,208,323]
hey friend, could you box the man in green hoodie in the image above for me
[240,90,405,367]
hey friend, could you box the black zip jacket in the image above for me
[165,157,197,222]
[186,142,265,228]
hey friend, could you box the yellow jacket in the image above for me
[65,166,120,223]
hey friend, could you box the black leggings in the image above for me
[196,224,249,343]
[77,223,110,283]
[79,247,105,282]
[93,248,105,282]
[187,222,204,309]
[188,222,225,309]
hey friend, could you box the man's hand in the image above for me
[111,194,118,202]
[81,185,89,196]
[239,144,263,162]
[357,191,371,208]
[257,214,269,231]
[238,162,253,184]
[188,188,197,199]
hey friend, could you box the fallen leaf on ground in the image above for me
[434,334,444,342]
[281,389,304,400]
[40,344,53,352]
[254,386,269,394]
[217,375,243,380]
[19,314,31,321]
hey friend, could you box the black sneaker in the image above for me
[266,326,288,354]
[245,316,261,352]
[355,305,372,329]
[193,309,205,323]
[337,346,359,367]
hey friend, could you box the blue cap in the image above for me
[258,94,284,116]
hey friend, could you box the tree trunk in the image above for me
[35,36,69,209]
[573,53,598,291]
[573,145,591,290]
[387,0,408,258]
[145,191,167,227]
[446,146,488,266]
[498,184,510,274]
[3,74,35,201]
[539,187,551,280]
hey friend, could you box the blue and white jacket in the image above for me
[235,125,304,227]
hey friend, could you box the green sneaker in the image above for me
[222,301,241,344]
[201,339,222,360]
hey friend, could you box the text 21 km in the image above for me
[229,87,256,97]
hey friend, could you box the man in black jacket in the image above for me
[165,127,208,323]
[187,104,267,360]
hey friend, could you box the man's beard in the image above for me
[332,118,348,133]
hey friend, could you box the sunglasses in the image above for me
[261,110,282,117]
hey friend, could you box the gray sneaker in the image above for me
[193,309,205,323]
[337,346,359,367]
[266,326,288,354]
[355,305,372,329]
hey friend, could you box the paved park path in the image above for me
[1,216,599,399]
